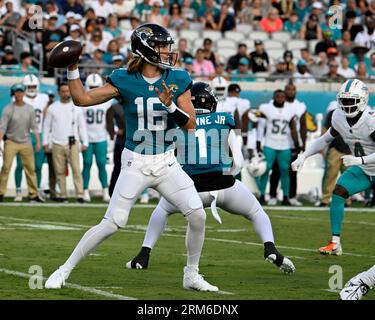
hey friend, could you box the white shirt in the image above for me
[293,72,316,84]
[23,93,49,133]
[113,0,136,15]
[338,66,356,79]
[43,100,88,147]
[354,27,375,50]
[285,99,307,146]
[90,0,114,18]
[216,96,251,120]
[332,108,375,175]
[259,102,297,150]
[84,101,112,143]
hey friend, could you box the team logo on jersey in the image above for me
[168,84,179,92]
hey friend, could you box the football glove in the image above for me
[291,154,306,171]
[341,155,363,167]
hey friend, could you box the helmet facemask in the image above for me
[26,85,38,98]
[337,79,369,118]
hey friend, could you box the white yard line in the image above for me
[0,268,137,300]
[1,215,374,259]
[1,202,375,213]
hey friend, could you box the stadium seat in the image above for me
[224,31,245,42]
[286,40,307,51]
[192,38,204,49]
[179,29,201,42]
[267,48,285,60]
[168,29,178,40]
[216,38,237,49]
[218,47,237,59]
[241,39,255,52]
[249,31,269,41]
[189,22,204,31]
[271,32,292,42]
[236,24,253,36]
[202,30,223,41]
[308,39,319,54]
[264,39,284,50]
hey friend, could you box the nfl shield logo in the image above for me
[149,85,154,91]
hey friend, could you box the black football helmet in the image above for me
[191,82,218,114]
[131,23,177,67]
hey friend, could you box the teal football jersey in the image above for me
[107,67,192,154]
[179,112,235,176]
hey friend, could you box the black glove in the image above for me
[256,141,263,155]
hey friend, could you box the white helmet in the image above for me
[23,74,39,98]
[211,76,228,99]
[337,79,369,118]
[85,73,104,90]
[246,154,267,177]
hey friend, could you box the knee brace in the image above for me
[186,208,206,227]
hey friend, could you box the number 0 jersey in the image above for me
[23,93,49,133]
[107,67,192,155]
[260,103,297,150]
[180,112,235,176]
[332,108,375,176]
[84,101,112,143]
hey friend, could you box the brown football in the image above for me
[48,40,83,68]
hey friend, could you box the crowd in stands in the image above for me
[0,0,375,82]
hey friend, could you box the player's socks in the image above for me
[252,208,274,243]
[186,209,206,267]
[330,194,345,236]
[62,219,118,272]
[142,203,169,248]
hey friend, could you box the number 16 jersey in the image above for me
[260,103,297,150]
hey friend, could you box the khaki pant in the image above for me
[0,140,38,197]
[321,147,351,205]
[52,143,83,198]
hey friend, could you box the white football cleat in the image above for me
[267,198,277,206]
[340,273,371,300]
[183,267,219,292]
[14,191,22,202]
[83,189,91,202]
[289,198,302,206]
[266,254,296,274]
[45,267,70,289]
[102,188,110,203]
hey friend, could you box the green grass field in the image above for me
[0,202,375,300]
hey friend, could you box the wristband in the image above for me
[171,106,190,127]
[67,68,80,80]
[166,102,177,113]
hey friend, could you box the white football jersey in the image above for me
[216,96,250,120]
[332,108,375,176]
[24,93,49,133]
[260,103,297,150]
[84,101,112,143]
[285,99,306,146]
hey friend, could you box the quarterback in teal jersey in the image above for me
[126,82,295,276]
[45,24,218,292]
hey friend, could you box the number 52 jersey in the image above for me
[260,102,297,150]
[332,108,375,176]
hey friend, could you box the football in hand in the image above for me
[48,40,83,68]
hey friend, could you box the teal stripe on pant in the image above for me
[82,141,108,190]
[15,133,44,189]
[330,166,372,235]
[259,146,292,197]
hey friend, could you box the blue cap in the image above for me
[184,57,193,65]
[297,59,307,67]
[239,57,249,65]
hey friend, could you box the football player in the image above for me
[268,82,307,206]
[14,75,49,201]
[292,79,373,255]
[340,265,375,300]
[82,73,112,202]
[126,82,295,275]
[257,90,300,205]
[45,24,218,292]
